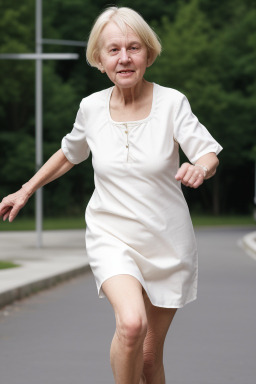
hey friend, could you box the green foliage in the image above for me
[0,0,255,217]
[0,260,20,269]
[146,0,256,213]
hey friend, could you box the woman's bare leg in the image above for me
[102,275,148,384]
[142,291,177,384]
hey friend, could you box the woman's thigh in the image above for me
[101,274,147,332]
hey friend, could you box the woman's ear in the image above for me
[98,62,105,73]
[147,50,152,67]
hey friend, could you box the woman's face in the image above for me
[98,22,149,89]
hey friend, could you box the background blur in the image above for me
[0,0,255,224]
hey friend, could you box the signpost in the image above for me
[0,0,85,247]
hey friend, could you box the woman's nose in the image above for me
[119,49,130,64]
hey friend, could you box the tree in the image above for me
[1,0,255,216]
[146,0,256,214]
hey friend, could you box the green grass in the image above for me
[0,217,86,231]
[0,215,255,231]
[191,215,256,227]
[0,260,20,270]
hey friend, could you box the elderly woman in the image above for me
[0,7,222,384]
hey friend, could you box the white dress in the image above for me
[61,83,223,308]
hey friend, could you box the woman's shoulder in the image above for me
[79,87,112,111]
[154,83,185,102]
[152,84,188,117]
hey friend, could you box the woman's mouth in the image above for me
[117,70,135,74]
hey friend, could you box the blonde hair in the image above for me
[86,7,162,68]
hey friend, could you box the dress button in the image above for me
[126,145,129,148]
[125,130,128,134]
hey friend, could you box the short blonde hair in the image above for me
[86,7,162,68]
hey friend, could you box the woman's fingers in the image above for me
[3,208,11,222]
[8,206,21,222]
[0,204,10,215]
[175,163,205,189]
[2,206,21,222]
[0,189,30,222]
[190,173,204,189]
[175,163,190,181]
[0,203,14,221]
[0,203,11,220]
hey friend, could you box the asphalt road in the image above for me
[0,228,255,384]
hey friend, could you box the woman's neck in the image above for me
[112,79,152,106]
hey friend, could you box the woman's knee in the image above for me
[143,340,164,378]
[116,312,148,348]
[143,350,161,370]
[143,351,164,381]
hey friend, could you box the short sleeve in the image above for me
[61,102,90,164]
[173,95,223,164]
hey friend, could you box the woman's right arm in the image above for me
[0,149,74,222]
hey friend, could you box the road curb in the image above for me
[0,263,91,309]
[242,231,256,261]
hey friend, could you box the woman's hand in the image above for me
[175,162,205,189]
[0,149,75,223]
[175,153,220,189]
[0,187,30,222]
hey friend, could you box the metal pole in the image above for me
[0,2,80,248]
[36,0,43,248]
[0,53,79,59]
[42,38,86,47]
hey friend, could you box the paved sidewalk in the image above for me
[242,230,256,261]
[0,230,89,308]
[0,228,255,309]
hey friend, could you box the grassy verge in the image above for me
[0,215,255,231]
[0,261,20,270]
[0,217,85,231]
[191,215,255,227]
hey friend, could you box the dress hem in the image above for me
[97,272,197,309]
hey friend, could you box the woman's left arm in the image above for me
[175,152,219,189]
